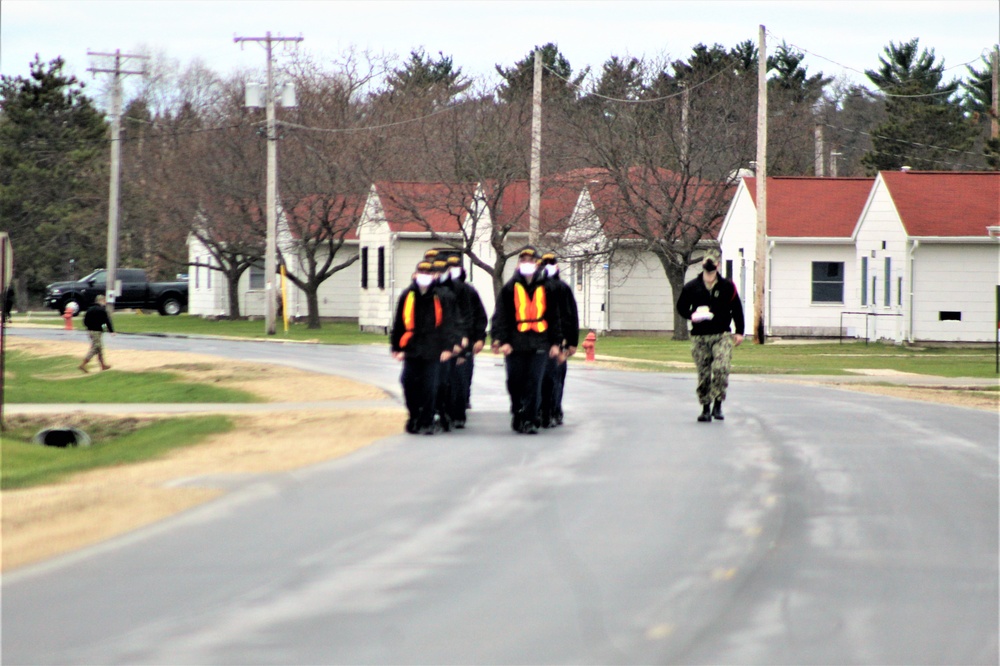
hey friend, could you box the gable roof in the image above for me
[585,167,734,240]
[878,171,1000,237]
[283,193,363,241]
[744,177,874,238]
[373,181,477,233]
[488,179,584,234]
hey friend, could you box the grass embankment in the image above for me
[2,415,232,489]
[18,311,380,345]
[5,350,258,403]
[591,336,999,379]
[1,349,248,489]
[12,311,998,378]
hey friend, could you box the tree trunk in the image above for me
[305,287,321,329]
[655,251,690,341]
[225,268,241,319]
[667,267,689,341]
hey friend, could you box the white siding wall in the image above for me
[307,247,360,320]
[718,183,760,327]
[911,243,1000,342]
[768,244,856,337]
[357,190,393,331]
[608,251,673,331]
[188,235,228,316]
[854,180,911,341]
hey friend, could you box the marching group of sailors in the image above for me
[390,246,579,435]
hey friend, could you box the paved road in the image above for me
[3,329,998,664]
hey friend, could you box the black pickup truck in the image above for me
[45,268,188,316]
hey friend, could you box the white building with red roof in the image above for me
[187,196,362,319]
[856,171,999,343]
[719,171,1000,342]
[356,178,584,332]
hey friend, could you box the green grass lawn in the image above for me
[588,336,999,378]
[4,350,258,403]
[18,311,384,345]
[1,415,233,489]
[10,312,997,378]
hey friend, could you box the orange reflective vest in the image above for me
[514,282,548,333]
[400,290,442,348]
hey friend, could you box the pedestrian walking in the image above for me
[443,254,487,428]
[491,246,562,434]
[79,294,114,372]
[390,261,461,435]
[539,252,579,427]
[675,249,745,422]
[429,257,466,431]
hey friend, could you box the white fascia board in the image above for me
[396,231,463,239]
[769,237,854,244]
[909,236,998,243]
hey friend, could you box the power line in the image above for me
[275,98,476,133]
[823,122,983,159]
[765,28,987,100]
[541,63,731,104]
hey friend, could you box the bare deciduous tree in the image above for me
[562,51,755,339]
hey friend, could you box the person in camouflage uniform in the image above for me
[676,249,745,422]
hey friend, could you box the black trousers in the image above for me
[436,356,456,425]
[401,357,441,431]
[448,352,473,423]
[505,350,548,428]
[540,356,568,423]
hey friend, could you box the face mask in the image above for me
[545,264,559,278]
[415,274,435,288]
[438,272,449,282]
[450,267,462,280]
[518,262,537,277]
[703,260,717,272]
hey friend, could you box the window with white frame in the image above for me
[811,261,844,303]
[249,262,265,290]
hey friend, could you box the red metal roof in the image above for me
[284,194,363,241]
[373,181,477,233]
[879,171,1000,237]
[744,177,874,238]
[488,179,583,234]
[586,168,733,240]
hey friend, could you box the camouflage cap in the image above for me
[702,248,721,262]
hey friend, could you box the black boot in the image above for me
[697,403,712,422]
[712,400,724,421]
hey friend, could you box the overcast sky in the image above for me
[2,0,997,98]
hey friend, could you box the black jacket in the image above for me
[83,305,114,333]
[451,275,488,345]
[543,273,580,348]
[390,283,460,360]
[676,274,745,336]
[491,273,562,352]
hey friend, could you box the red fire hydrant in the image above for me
[582,330,597,362]
[63,304,76,330]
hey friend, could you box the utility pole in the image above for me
[680,82,690,169]
[992,46,998,140]
[528,48,543,248]
[753,25,768,345]
[88,50,147,315]
[234,32,302,335]
[814,123,824,177]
